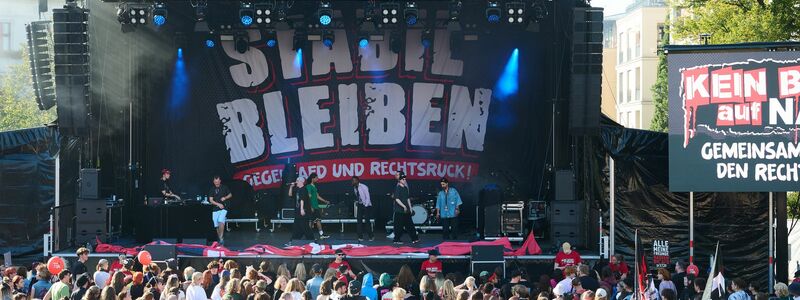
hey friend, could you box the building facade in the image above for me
[611,0,668,129]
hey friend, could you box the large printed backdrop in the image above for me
[145,14,551,197]
[669,51,800,192]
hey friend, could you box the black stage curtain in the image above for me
[580,117,769,285]
[0,127,58,256]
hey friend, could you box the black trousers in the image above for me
[441,217,458,240]
[355,204,373,239]
[393,212,418,242]
[291,213,315,240]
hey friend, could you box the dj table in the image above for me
[135,203,215,242]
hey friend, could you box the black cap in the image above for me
[428,249,440,256]
[440,177,449,183]
[335,249,344,255]
[76,274,90,287]
[312,264,322,273]
[348,280,361,294]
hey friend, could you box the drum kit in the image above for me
[409,197,440,226]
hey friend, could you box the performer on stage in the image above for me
[287,177,315,245]
[352,176,373,241]
[160,169,178,200]
[392,173,419,244]
[307,173,330,239]
[208,176,232,245]
[436,177,462,240]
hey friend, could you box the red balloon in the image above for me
[687,263,700,276]
[137,250,152,265]
[47,256,65,275]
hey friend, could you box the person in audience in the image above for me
[331,281,347,300]
[456,290,469,300]
[82,286,101,300]
[72,248,90,276]
[272,276,288,300]
[31,267,52,300]
[396,265,417,298]
[729,279,750,300]
[224,278,243,300]
[421,250,443,279]
[294,266,307,283]
[277,266,291,281]
[439,280,456,300]
[71,274,90,300]
[673,262,687,300]
[342,281,365,300]
[595,288,608,300]
[284,279,305,300]
[100,286,116,300]
[129,272,145,300]
[608,255,628,280]
[306,265,324,300]
[110,272,127,296]
[553,266,577,298]
[657,269,677,297]
[45,270,72,300]
[391,288,406,300]
[94,261,110,290]
[185,273,206,300]
[317,279,334,300]
[212,271,230,300]
[328,251,355,282]
[554,243,581,270]
[661,288,677,300]
[454,276,477,294]
[775,282,791,300]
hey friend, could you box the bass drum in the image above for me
[411,205,428,224]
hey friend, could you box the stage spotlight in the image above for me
[318,1,333,26]
[264,31,277,48]
[152,3,167,27]
[486,1,501,24]
[506,2,525,24]
[293,31,306,51]
[404,2,418,26]
[449,1,462,21]
[322,31,335,48]
[421,29,432,48]
[255,2,274,24]
[358,36,369,48]
[234,31,249,53]
[240,2,254,26]
[127,5,148,25]
[390,31,403,53]
[205,39,215,48]
[380,3,400,25]
[194,0,208,21]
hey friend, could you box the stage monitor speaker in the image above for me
[143,244,177,262]
[76,200,105,223]
[483,205,501,236]
[569,7,603,135]
[551,201,582,224]
[555,170,575,201]
[471,245,505,277]
[79,168,99,199]
[76,222,105,245]
[53,7,90,137]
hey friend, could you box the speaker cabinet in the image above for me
[79,168,99,199]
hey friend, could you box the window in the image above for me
[618,72,623,104]
[626,29,633,61]
[635,31,641,57]
[635,110,641,128]
[627,70,633,102]
[618,32,625,62]
[635,67,641,101]
[0,22,10,51]
[628,111,634,128]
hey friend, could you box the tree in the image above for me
[0,47,56,132]
[671,0,800,44]
[650,35,669,132]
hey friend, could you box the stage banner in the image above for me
[146,17,550,196]
[668,50,800,191]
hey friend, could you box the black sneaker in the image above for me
[393,241,403,245]
[369,236,375,241]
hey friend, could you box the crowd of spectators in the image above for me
[0,246,793,300]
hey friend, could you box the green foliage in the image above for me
[789,192,799,219]
[0,48,56,132]
[650,38,669,132]
[672,0,800,44]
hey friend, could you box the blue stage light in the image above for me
[319,14,332,26]
[205,39,215,48]
[153,14,166,26]
[487,14,500,23]
[241,15,253,26]
[494,48,519,100]
[406,15,417,25]
[358,38,369,48]
[266,39,276,48]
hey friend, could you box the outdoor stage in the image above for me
[56,229,601,277]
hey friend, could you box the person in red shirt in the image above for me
[554,242,582,270]
[609,254,629,279]
[421,249,443,278]
[329,249,356,279]
[109,254,126,273]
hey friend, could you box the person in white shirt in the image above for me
[330,281,347,300]
[94,259,110,289]
[351,176,373,241]
[553,266,578,298]
[186,272,208,300]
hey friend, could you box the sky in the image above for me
[590,0,634,16]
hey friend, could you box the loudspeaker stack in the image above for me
[76,168,105,245]
[551,170,585,247]
[569,7,603,135]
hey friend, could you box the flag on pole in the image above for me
[701,242,721,300]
